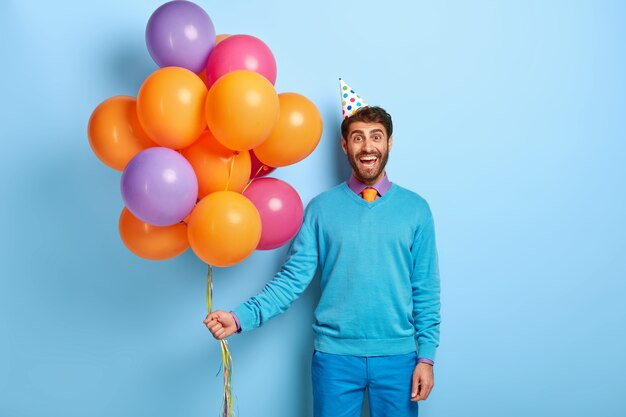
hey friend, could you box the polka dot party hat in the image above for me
[340,78,368,119]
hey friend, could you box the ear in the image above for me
[341,137,348,155]
[388,135,393,152]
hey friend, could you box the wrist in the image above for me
[417,358,434,366]
[230,311,242,333]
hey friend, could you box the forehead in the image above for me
[347,121,387,136]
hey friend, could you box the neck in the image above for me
[353,171,386,186]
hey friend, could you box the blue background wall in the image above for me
[1,1,625,416]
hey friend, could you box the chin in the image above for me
[356,169,383,184]
[348,156,387,183]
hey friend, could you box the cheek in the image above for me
[345,144,359,157]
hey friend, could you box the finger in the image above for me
[415,380,433,401]
[422,382,434,400]
[209,323,223,334]
[208,312,221,321]
[411,371,419,401]
[412,383,422,401]
[414,373,427,401]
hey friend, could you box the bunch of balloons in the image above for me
[88,0,323,267]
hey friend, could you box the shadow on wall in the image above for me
[331,113,352,183]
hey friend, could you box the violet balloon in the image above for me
[243,178,303,250]
[205,34,277,87]
[121,147,198,226]
[146,1,216,74]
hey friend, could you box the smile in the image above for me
[359,155,378,167]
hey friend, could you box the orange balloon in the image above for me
[181,131,251,198]
[87,96,156,171]
[216,34,230,44]
[187,191,261,267]
[137,67,207,149]
[254,93,323,167]
[198,68,209,87]
[119,207,189,260]
[205,70,279,152]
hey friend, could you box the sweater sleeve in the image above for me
[411,207,441,362]
[232,205,319,331]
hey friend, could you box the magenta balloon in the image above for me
[205,34,277,87]
[121,147,198,226]
[146,1,216,74]
[243,178,303,250]
[249,150,276,179]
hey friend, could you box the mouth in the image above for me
[358,154,379,169]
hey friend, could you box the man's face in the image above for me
[342,121,393,185]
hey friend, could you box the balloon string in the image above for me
[206,264,236,417]
[224,154,236,191]
[242,165,266,193]
[221,339,234,417]
[206,264,213,314]
[254,165,266,178]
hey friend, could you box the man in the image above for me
[205,80,441,417]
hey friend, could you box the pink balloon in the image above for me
[249,150,276,179]
[205,34,277,87]
[243,178,303,250]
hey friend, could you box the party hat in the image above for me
[339,78,368,119]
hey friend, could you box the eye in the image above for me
[373,135,382,141]
[354,136,363,142]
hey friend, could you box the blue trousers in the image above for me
[312,351,419,417]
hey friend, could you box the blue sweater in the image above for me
[233,182,441,360]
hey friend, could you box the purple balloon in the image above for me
[243,178,303,250]
[121,147,198,226]
[146,1,216,74]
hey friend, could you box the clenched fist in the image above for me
[204,310,238,340]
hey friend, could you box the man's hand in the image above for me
[411,362,434,402]
[203,310,238,340]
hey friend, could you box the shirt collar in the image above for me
[347,174,392,197]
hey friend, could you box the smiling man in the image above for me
[205,80,441,417]
[343,119,391,185]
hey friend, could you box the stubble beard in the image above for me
[348,150,389,184]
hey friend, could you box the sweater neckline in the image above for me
[341,181,398,208]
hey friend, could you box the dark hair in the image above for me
[341,106,393,140]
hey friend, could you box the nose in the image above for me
[363,137,374,152]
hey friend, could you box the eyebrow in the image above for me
[349,129,384,137]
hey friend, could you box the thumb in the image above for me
[207,311,222,322]
[411,370,419,399]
